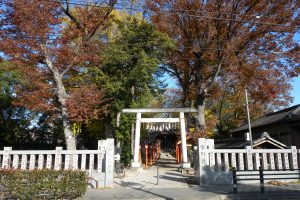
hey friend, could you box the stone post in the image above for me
[3,147,12,169]
[72,154,78,170]
[29,154,35,170]
[98,139,114,187]
[246,146,253,170]
[21,154,27,170]
[46,154,52,169]
[105,139,114,187]
[12,155,19,169]
[291,146,298,170]
[198,138,208,185]
[38,154,44,170]
[54,147,63,170]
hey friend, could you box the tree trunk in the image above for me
[186,100,193,131]
[193,57,207,133]
[44,54,76,150]
[196,103,206,129]
[195,93,206,132]
[192,51,207,132]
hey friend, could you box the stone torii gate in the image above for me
[122,108,197,169]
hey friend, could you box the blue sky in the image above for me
[164,33,300,107]
[291,77,300,106]
[164,75,300,107]
[290,33,300,106]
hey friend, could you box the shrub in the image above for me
[0,169,87,200]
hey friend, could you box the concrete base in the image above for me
[131,162,142,168]
[180,162,191,169]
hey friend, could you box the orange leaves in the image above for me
[66,85,110,122]
[0,0,115,125]
[12,68,56,114]
[148,0,300,132]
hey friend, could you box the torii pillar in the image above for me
[180,112,190,168]
[132,112,142,167]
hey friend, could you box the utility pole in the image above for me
[245,89,253,148]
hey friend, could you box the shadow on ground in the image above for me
[115,181,174,200]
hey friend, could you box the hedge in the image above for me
[0,169,88,200]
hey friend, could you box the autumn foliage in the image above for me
[147,0,300,135]
[0,0,300,147]
[0,0,116,149]
[66,85,109,122]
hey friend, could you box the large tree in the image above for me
[211,57,293,135]
[0,0,116,150]
[98,15,174,110]
[96,15,175,164]
[147,0,300,134]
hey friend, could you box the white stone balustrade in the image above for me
[0,139,114,188]
[196,138,300,185]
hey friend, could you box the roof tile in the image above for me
[231,104,300,133]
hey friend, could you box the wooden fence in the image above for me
[194,138,300,185]
[0,138,115,188]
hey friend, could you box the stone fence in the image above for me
[0,139,114,188]
[194,138,299,185]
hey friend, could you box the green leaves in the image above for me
[0,169,87,200]
[0,62,20,107]
[99,15,175,110]
[93,15,175,163]
[114,114,134,165]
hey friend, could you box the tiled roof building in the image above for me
[223,105,300,148]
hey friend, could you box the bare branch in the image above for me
[57,0,82,29]
[87,5,115,40]
[205,56,226,90]
[60,66,71,77]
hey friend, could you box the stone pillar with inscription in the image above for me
[198,138,208,185]
[98,139,114,187]
[105,139,114,187]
